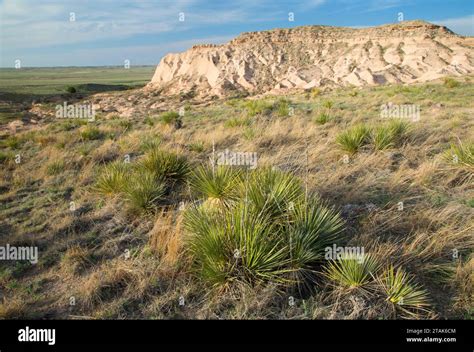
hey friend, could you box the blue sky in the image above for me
[0,0,473,67]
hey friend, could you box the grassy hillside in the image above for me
[0,76,472,319]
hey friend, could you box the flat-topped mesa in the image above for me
[147,20,474,97]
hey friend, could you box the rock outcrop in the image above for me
[147,20,474,97]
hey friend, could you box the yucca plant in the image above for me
[378,266,430,318]
[224,116,252,128]
[122,171,166,214]
[388,119,409,141]
[189,165,243,208]
[275,98,291,117]
[372,125,395,150]
[242,168,304,221]
[336,125,371,154]
[288,199,345,283]
[324,253,381,290]
[80,126,103,141]
[159,111,180,125]
[314,112,331,125]
[95,162,131,195]
[140,149,189,184]
[443,141,474,172]
[184,202,292,288]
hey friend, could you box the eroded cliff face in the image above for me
[148,21,474,97]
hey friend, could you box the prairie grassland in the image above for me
[0,75,472,319]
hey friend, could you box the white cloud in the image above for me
[433,15,474,36]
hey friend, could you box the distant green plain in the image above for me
[0,66,155,98]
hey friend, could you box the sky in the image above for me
[0,0,473,67]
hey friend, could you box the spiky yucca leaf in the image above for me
[189,165,243,207]
[372,125,395,150]
[94,162,131,195]
[242,168,304,220]
[388,119,409,140]
[140,149,189,183]
[336,125,371,154]
[324,253,381,289]
[288,199,345,282]
[184,202,292,288]
[443,141,474,172]
[378,266,430,317]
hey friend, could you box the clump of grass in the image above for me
[187,141,205,153]
[314,112,331,125]
[322,100,334,110]
[123,171,166,214]
[140,135,162,152]
[46,160,65,176]
[158,111,182,128]
[311,88,321,98]
[224,116,252,128]
[140,149,189,184]
[94,162,131,195]
[378,266,431,317]
[66,86,77,94]
[1,136,22,149]
[275,98,291,117]
[245,99,273,117]
[80,126,103,141]
[243,126,256,140]
[189,165,243,207]
[324,253,381,290]
[443,77,460,88]
[336,125,371,154]
[0,151,13,164]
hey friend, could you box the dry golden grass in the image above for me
[0,78,472,319]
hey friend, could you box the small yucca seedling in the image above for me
[80,126,103,141]
[159,111,180,125]
[275,98,291,117]
[314,112,331,125]
[443,77,460,88]
[378,266,430,317]
[372,125,395,150]
[140,149,189,184]
[443,141,474,172]
[322,100,334,109]
[388,119,409,140]
[95,162,131,195]
[336,125,371,154]
[245,99,273,117]
[189,165,243,207]
[123,171,166,214]
[324,253,381,289]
